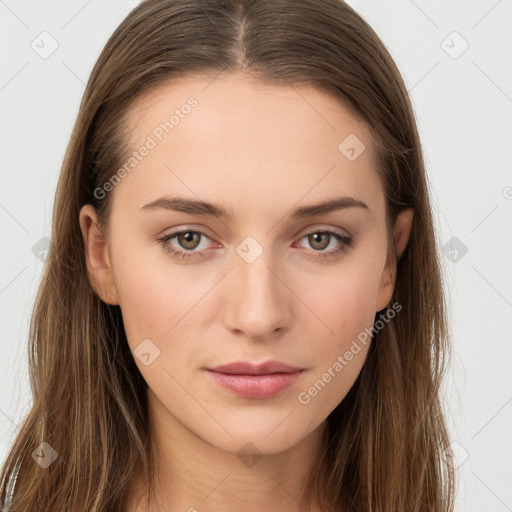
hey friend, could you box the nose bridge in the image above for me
[223,236,291,338]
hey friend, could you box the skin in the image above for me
[79,71,413,511]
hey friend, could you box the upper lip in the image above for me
[206,360,304,375]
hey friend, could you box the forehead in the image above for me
[114,72,385,223]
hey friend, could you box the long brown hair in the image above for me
[0,0,455,510]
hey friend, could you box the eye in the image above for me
[294,229,353,259]
[157,228,215,260]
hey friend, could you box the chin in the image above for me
[200,413,320,457]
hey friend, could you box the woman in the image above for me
[0,0,455,510]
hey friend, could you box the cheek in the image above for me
[111,256,209,400]
[109,241,195,347]
[298,261,383,351]
[292,260,382,413]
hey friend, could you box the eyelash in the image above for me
[156,228,353,261]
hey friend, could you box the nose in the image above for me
[222,246,293,341]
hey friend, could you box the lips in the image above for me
[207,360,303,375]
[205,360,305,399]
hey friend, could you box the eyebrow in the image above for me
[140,195,370,219]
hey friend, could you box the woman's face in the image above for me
[80,71,404,455]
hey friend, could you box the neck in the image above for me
[126,390,328,512]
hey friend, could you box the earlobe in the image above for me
[79,204,119,305]
[375,208,414,312]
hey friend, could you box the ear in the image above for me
[375,208,414,312]
[79,204,120,305]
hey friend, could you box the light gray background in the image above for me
[1,1,511,510]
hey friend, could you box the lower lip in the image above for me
[205,370,304,399]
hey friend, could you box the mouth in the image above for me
[204,360,305,399]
